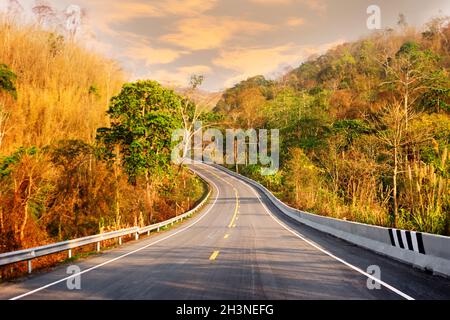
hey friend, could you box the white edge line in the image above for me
[9,167,219,301]
[215,166,415,301]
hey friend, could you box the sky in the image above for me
[1,0,450,91]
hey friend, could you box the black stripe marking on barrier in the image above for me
[405,231,414,251]
[388,228,426,255]
[417,232,425,254]
[388,229,395,246]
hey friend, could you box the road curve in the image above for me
[0,163,449,300]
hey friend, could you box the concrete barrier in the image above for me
[213,164,450,278]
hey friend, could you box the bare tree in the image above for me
[380,41,441,129]
[32,0,58,29]
[397,13,408,29]
[7,0,23,16]
[179,75,219,161]
[376,101,430,224]
[64,5,82,40]
[2,0,24,22]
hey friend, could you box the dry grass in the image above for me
[0,19,125,153]
[0,21,207,279]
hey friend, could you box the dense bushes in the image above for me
[0,21,205,265]
[216,17,450,235]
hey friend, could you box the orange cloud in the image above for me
[248,0,327,13]
[160,16,273,50]
[78,0,218,36]
[164,0,217,16]
[213,45,300,86]
[249,0,293,4]
[125,45,187,65]
[144,65,212,87]
[286,17,306,26]
[178,65,213,75]
[214,40,343,87]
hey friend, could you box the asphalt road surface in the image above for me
[1,164,449,300]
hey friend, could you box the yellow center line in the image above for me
[203,170,240,262]
[209,251,220,261]
[228,188,239,228]
[208,171,240,229]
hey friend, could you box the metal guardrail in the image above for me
[0,176,211,274]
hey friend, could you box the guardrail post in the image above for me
[147,230,151,236]
[27,260,32,274]
[157,226,160,232]
[68,249,72,259]
[119,237,122,245]
[135,232,139,241]
[96,242,101,252]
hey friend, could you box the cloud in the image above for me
[80,0,217,21]
[248,0,327,13]
[178,65,212,75]
[74,0,218,37]
[144,65,212,87]
[303,0,327,13]
[160,16,273,50]
[248,0,293,4]
[214,40,343,87]
[286,17,306,26]
[213,44,300,87]
[163,0,217,16]
[124,44,187,65]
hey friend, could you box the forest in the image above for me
[214,17,450,236]
[0,19,206,277]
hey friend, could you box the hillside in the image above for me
[171,86,222,112]
[215,17,450,235]
[0,22,125,153]
[0,20,205,277]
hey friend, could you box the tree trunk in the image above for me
[182,129,191,160]
[234,139,239,174]
[393,145,399,226]
[19,175,33,245]
[0,192,3,232]
[404,73,410,129]
[19,205,28,244]
[114,145,121,228]
[145,171,153,223]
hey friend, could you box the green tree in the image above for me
[0,64,17,149]
[0,64,17,99]
[97,80,183,222]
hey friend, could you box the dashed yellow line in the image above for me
[208,171,240,229]
[209,251,220,261]
[228,188,239,228]
[204,171,241,262]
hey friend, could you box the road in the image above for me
[0,163,449,300]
